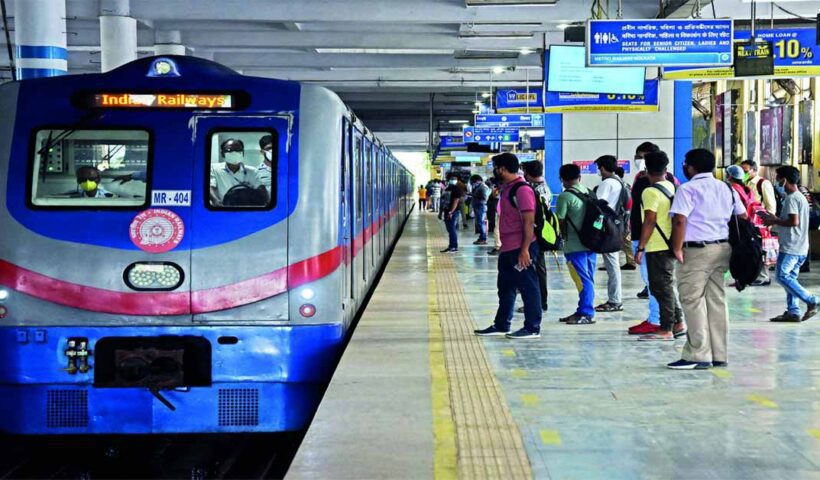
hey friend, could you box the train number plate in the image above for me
[152,190,191,206]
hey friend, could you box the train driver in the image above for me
[209,138,261,206]
[256,134,273,199]
[74,166,115,198]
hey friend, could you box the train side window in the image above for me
[207,130,276,209]
[30,129,150,208]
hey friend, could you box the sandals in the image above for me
[595,302,624,312]
[566,315,596,325]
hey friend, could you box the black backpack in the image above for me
[649,183,675,250]
[565,188,624,254]
[510,182,563,251]
[725,183,764,291]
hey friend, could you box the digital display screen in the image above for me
[547,45,646,95]
[91,93,234,109]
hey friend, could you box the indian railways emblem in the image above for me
[129,209,185,253]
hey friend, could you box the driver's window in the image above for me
[208,130,276,209]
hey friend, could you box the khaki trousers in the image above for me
[678,243,731,363]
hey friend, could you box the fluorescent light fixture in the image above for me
[466,0,557,6]
[520,48,534,55]
[459,33,534,39]
[474,101,484,106]
[315,48,454,54]
[492,66,507,74]
[448,120,471,124]
[472,109,481,114]
[557,23,570,30]
[481,92,491,98]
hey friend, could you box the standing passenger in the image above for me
[256,135,274,201]
[441,177,464,253]
[667,149,746,369]
[593,155,626,313]
[762,166,819,322]
[428,179,442,212]
[615,166,638,270]
[474,153,542,339]
[741,160,776,286]
[418,184,428,211]
[471,175,490,245]
[521,160,551,313]
[555,164,597,325]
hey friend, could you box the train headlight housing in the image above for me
[300,288,315,300]
[124,262,184,291]
[0,289,8,302]
[299,304,316,318]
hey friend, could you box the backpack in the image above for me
[565,188,624,254]
[725,183,764,292]
[732,183,767,230]
[612,177,632,224]
[473,182,491,202]
[510,182,563,251]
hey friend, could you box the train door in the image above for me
[189,114,290,322]
[341,119,353,309]
[369,143,376,270]
[356,132,366,288]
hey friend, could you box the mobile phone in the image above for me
[755,210,768,218]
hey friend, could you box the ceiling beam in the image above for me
[210,52,541,69]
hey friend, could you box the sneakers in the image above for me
[673,323,688,338]
[667,359,711,370]
[770,311,801,322]
[488,248,500,255]
[628,320,659,335]
[440,247,458,253]
[505,328,540,339]
[517,306,549,314]
[565,315,595,325]
[559,313,578,323]
[712,361,728,368]
[620,264,637,271]
[474,325,510,336]
[638,332,674,342]
[473,240,488,245]
[637,287,649,299]
[803,303,818,321]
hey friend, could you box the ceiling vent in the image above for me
[455,50,520,60]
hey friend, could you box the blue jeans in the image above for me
[445,210,460,249]
[565,251,597,317]
[494,242,542,333]
[474,203,488,241]
[775,253,819,315]
[633,240,660,325]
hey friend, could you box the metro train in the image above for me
[0,56,414,434]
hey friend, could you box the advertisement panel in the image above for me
[495,89,544,113]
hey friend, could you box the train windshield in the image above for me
[30,129,150,207]
[208,130,276,209]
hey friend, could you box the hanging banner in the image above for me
[663,28,820,79]
[587,19,734,67]
[495,89,545,113]
[439,136,465,149]
[475,114,544,128]
[544,79,660,112]
[573,159,632,175]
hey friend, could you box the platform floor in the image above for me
[288,212,820,480]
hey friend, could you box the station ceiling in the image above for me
[1,0,819,139]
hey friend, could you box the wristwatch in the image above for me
[636,246,646,253]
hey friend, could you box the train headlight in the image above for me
[0,289,8,302]
[300,288,315,300]
[0,305,7,318]
[124,262,184,291]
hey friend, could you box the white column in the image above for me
[13,0,67,79]
[154,30,186,56]
[99,0,137,72]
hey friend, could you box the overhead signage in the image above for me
[664,28,820,79]
[573,159,632,175]
[439,136,465,149]
[91,93,234,109]
[544,79,660,113]
[474,114,544,128]
[463,126,519,144]
[495,89,544,114]
[587,19,734,67]
[734,40,774,77]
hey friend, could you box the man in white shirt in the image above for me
[667,149,747,370]
[257,134,274,200]
[209,138,261,206]
[594,155,627,313]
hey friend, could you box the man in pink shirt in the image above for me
[474,153,543,339]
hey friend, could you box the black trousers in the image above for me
[646,251,683,331]
[534,245,548,309]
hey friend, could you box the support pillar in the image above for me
[13,0,67,79]
[99,0,137,72]
[154,30,185,56]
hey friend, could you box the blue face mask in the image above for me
[774,181,786,196]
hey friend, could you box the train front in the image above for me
[0,57,344,434]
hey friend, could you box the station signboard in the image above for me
[439,136,465,148]
[543,79,660,112]
[474,114,544,128]
[463,126,519,144]
[587,19,734,67]
[664,28,820,79]
[495,89,544,113]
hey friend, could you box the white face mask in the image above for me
[449,179,457,185]
[224,152,243,165]
[634,159,645,172]
[263,150,272,162]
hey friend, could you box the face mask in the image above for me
[79,180,97,192]
[775,181,786,196]
[448,179,457,185]
[263,150,272,162]
[634,159,646,172]
[224,152,243,165]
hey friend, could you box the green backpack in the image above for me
[510,182,563,251]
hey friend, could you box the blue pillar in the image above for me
[543,113,563,201]
[14,0,68,79]
[673,81,694,183]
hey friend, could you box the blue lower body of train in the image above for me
[0,324,344,434]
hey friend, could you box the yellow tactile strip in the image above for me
[426,215,533,480]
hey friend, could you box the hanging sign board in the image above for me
[463,126,520,144]
[664,28,820,79]
[474,114,544,128]
[439,136,465,149]
[734,40,774,77]
[587,19,734,67]
[495,89,544,113]
[573,160,632,175]
[543,79,660,112]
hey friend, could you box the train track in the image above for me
[0,432,303,479]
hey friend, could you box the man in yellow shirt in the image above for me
[634,151,686,341]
